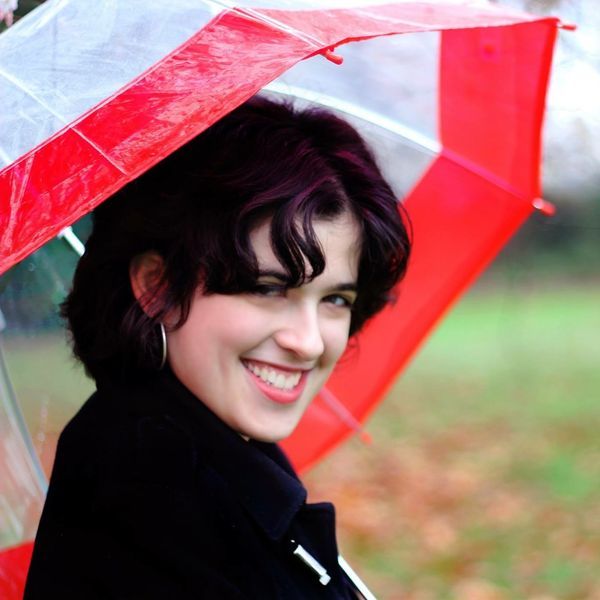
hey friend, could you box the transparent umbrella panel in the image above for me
[265,30,441,198]
[0,221,93,548]
[0,332,45,549]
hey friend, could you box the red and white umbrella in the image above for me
[0,0,564,594]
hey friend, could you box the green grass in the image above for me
[1,333,93,476]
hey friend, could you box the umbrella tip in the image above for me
[532,197,556,217]
[558,21,577,32]
[359,431,373,445]
[322,48,344,66]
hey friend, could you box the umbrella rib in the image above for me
[264,82,440,155]
[442,146,530,202]
[57,226,85,257]
[68,127,127,176]
[319,386,370,441]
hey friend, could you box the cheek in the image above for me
[323,319,351,364]
[201,308,277,365]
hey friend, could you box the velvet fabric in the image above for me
[24,369,359,598]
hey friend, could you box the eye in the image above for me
[252,282,287,297]
[324,294,355,309]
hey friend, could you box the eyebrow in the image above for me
[257,269,357,293]
[334,283,358,294]
[256,269,291,282]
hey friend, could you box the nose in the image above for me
[274,303,325,361]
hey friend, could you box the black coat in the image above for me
[24,368,360,599]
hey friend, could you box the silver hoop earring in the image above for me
[159,322,167,370]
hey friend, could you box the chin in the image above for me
[241,418,301,444]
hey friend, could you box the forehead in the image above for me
[250,212,361,281]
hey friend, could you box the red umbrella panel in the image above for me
[0,1,562,594]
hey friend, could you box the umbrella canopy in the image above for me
[0,0,562,594]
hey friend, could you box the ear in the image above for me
[129,251,165,317]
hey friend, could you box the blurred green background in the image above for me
[306,226,600,599]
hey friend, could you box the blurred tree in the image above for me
[0,0,17,27]
[0,0,44,32]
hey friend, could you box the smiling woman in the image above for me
[24,96,411,598]
[157,213,361,443]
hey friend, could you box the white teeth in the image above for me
[244,362,302,391]
[284,373,301,390]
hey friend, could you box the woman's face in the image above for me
[166,211,360,442]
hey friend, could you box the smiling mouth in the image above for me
[242,360,303,391]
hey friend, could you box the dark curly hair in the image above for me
[62,95,411,381]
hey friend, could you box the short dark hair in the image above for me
[62,95,411,381]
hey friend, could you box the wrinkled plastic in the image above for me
[0,0,560,592]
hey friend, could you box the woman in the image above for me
[24,96,411,598]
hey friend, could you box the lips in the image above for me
[242,359,308,404]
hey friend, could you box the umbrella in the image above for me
[0,0,564,595]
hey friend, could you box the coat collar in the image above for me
[100,368,307,542]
